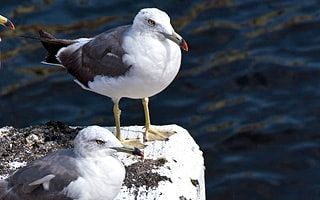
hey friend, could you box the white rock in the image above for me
[112,125,206,200]
[8,161,27,170]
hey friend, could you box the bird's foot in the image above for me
[144,126,176,142]
[121,138,145,149]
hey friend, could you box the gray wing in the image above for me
[4,149,80,200]
[58,25,132,87]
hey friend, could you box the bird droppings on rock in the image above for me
[0,121,80,176]
[124,158,170,190]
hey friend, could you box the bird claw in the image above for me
[144,126,176,142]
[121,138,145,149]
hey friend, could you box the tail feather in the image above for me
[38,30,75,65]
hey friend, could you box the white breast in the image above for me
[87,30,182,100]
[63,156,125,200]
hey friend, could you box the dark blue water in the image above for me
[1,0,320,199]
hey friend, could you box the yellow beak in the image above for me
[0,15,15,30]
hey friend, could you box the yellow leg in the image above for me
[113,101,122,140]
[142,97,176,141]
[113,101,144,148]
[142,97,151,131]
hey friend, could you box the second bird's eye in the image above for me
[95,139,105,145]
[147,19,156,26]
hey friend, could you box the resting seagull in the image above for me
[38,8,188,146]
[0,126,143,200]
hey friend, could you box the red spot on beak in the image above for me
[5,20,15,30]
[181,39,189,52]
[133,147,144,158]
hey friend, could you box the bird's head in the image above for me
[133,8,188,51]
[74,126,143,158]
[0,15,15,30]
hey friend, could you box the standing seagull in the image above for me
[38,8,188,146]
[0,126,143,200]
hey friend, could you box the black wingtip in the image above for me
[39,30,56,39]
[38,30,71,65]
[44,55,61,65]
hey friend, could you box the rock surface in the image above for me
[0,122,205,200]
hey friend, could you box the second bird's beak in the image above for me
[162,31,189,51]
[0,15,15,30]
[112,146,144,157]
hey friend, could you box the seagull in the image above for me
[0,14,15,41]
[38,8,188,147]
[0,126,143,200]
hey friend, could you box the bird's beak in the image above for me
[0,15,15,30]
[111,146,144,157]
[161,31,189,51]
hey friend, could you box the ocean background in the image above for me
[1,0,320,199]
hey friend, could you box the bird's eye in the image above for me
[147,19,156,27]
[95,140,105,145]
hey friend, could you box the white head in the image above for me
[132,8,188,51]
[74,126,143,158]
